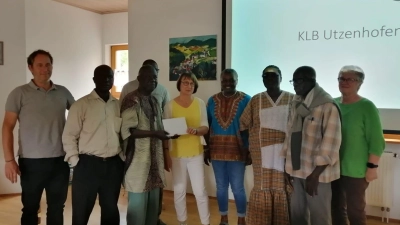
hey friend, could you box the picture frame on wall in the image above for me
[0,41,3,65]
[169,35,217,81]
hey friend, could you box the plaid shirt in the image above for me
[281,101,342,183]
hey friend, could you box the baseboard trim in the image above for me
[366,215,400,223]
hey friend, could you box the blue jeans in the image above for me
[211,160,246,217]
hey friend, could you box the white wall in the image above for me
[128,0,221,102]
[0,0,103,194]
[25,0,103,100]
[102,12,128,65]
[0,0,27,194]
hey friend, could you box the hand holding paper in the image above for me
[153,130,170,140]
[187,127,198,135]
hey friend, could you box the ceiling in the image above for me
[53,0,128,14]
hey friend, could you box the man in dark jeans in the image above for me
[63,65,124,225]
[2,49,75,225]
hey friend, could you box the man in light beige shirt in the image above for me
[62,65,124,225]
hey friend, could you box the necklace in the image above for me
[222,91,237,98]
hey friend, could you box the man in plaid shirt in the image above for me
[282,66,342,225]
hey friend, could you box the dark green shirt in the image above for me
[335,97,385,178]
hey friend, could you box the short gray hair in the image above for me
[339,65,365,81]
[220,68,238,80]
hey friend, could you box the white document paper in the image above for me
[162,117,188,136]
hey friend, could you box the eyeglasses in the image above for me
[262,72,280,80]
[337,77,360,83]
[289,78,314,85]
[262,72,280,77]
[181,81,195,87]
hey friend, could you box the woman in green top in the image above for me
[331,65,385,225]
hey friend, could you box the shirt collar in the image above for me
[88,90,117,102]
[28,80,57,90]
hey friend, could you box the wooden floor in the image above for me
[0,188,398,225]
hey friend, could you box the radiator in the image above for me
[365,152,395,223]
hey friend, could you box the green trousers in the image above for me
[127,188,161,225]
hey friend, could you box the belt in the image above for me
[81,154,118,161]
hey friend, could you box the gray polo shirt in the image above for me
[119,79,170,109]
[5,80,75,158]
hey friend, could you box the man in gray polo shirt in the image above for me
[120,59,170,225]
[2,49,75,225]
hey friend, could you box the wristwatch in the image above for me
[366,162,378,168]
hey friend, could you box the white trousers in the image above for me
[172,154,210,225]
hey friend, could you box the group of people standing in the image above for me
[206,65,385,225]
[2,49,385,225]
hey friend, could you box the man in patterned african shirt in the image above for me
[120,65,173,225]
[205,69,251,225]
[240,65,295,225]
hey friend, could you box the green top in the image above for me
[334,97,385,178]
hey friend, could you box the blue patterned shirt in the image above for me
[207,91,251,161]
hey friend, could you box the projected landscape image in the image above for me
[169,35,217,81]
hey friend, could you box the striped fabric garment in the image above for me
[282,101,342,183]
[240,91,294,225]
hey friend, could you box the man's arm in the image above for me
[66,89,75,110]
[203,97,213,165]
[239,98,254,164]
[281,102,293,158]
[3,88,23,183]
[121,103,170,140]
[314,104,342,167]
[163,140,172,171]
[240,129,252,165]
[306,103,341,196]
[239,97,253,132]
[204,97,214,145]
[62,102,83,167]
[2,111,20,183]
[240,95,252,154]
